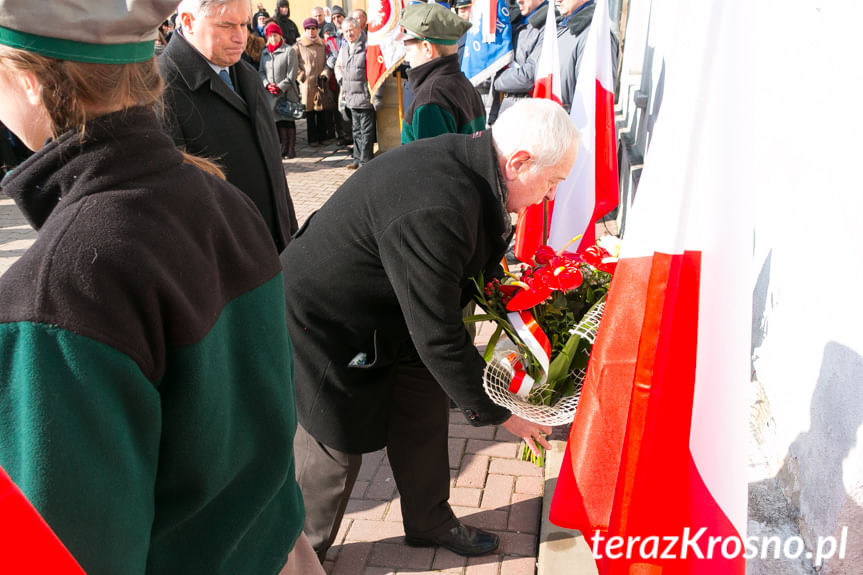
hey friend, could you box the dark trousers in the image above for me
[306,110,326,144]
[293,355,456,561]
[350,107,376,166]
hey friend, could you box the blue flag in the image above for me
[461,0,514,85]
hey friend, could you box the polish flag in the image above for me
[0,467,85,573]
[366,0,406,93]
[546,0,618,253]
[513,0,618,262]
[547,1,749,572]
[531,2,562,103]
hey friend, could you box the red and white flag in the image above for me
[548,1,749,572]
[0,467,85,573]
[366,0,406,93]
[513,0,618,262]
[546,0,618,253]
[531,2,561,103]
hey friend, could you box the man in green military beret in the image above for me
[398,2,486,143]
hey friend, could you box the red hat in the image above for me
[264,22,282,38]
[302,17,318,29]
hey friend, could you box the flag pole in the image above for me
[541,199,549,245]
[396,70,404,131]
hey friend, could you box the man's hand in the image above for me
[501,415,552,457]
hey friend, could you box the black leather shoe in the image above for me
[405,523,500,556]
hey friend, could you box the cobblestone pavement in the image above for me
[0,121,547,575]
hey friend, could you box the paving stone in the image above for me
[360,568,394,575]
[450,486,483,507]
[345,519,405,542]
[466,439,520,459]
[361,568,395,575]
[449,437,467,469]
[455,454,489,488]
[500,556,538,575]
[514,476,544,496]
[451,506,509,531]
[497,530,538,556]
[358,451,388,482]
[331,541,373,575]
[351,480,370,498]
[507,493,542,535]
[488,459,544,477]
[385,497,403,523]
[366,464,398,500]
[432,547,469,571]
[449,423,497,440]
[368,541,435,570]
[466,555,503,574]
[345,498,388,521]
[480,474,514,509]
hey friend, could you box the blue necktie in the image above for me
[218,68,234,91]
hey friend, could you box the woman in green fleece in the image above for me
[0,1,319,573]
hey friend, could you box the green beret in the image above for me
[397,2,471,45]
[0,0,179,63]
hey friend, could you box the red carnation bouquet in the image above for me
[466,238,619,464]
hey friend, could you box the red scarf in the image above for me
[267,40,282,53]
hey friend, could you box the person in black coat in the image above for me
[275,0,300,45]
[160,0,298,253]
[284,99,577,561]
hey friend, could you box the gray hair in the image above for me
[312,6,324,15]
[492,99,579,172]
[342,17,358,28]
[177,0,238,19]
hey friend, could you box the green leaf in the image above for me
[482,324,504,362]
[546,329,584,387]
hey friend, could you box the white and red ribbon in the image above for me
[500,351,536,398]
[508,310,551,373]
[502,310,552,398]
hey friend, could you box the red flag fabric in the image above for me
[549,1,750,571]
[0,467,86,573]
[366,0,406,93]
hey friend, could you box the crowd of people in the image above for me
[0,0,617,573]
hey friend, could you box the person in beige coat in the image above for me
[295,17,332,146]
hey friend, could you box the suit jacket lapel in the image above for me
[232,63,259,125]
[211,70,248,116]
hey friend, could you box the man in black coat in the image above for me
[160,0,298,253]
[285,99,578,561]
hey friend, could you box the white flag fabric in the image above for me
[547,0,618,253]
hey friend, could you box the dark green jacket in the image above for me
[0,108,303,574]
[402,54,487,144]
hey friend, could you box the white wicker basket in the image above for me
[481,300,605,427]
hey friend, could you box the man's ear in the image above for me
[179,11,195,34]
[503,150,532,179]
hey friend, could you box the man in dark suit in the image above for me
[159,0,298,253]
[285,99,576,562]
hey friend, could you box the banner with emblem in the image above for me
[461,0,513,85]
[366,0,406,93]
